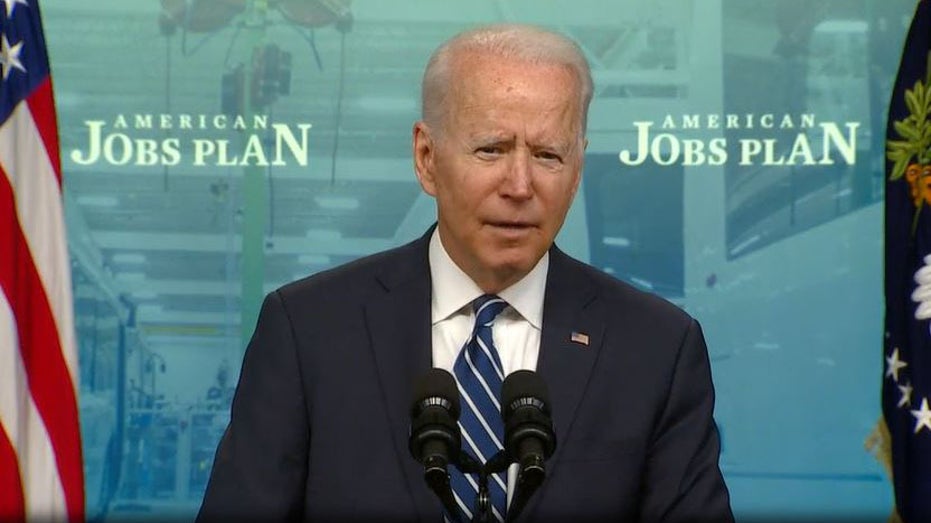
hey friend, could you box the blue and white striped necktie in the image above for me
[449,294,509,523]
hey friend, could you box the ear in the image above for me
[412,121,438,196]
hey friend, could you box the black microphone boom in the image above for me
[501,370,557,522]
[409,368,461,519]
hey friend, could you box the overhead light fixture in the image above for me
[112,253,147,264]
[602,236,631,248]
[76,195,118,207]
[753,341,780,351]
[314,196,360,210]
[298,254,331,265]
[729,234,761,257]
[305,229,342,241]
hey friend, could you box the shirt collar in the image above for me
[428,228,548,329]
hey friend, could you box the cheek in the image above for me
[441,176,497,214]
[434,180,486,231]
[540,180,578,213]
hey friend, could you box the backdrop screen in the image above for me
[44,0,910,520]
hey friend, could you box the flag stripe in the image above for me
[0,99,79,386]
[24,79,61,186]
[0,292,68,520]
[0,164,83,520]
[0,423,26,521]
[0,292,27,520]
[0,2,84,521]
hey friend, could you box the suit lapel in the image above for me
[517,247,605,521]
[364,237,605,522]
[364,233,439,522]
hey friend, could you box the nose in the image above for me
[500,149,533,200]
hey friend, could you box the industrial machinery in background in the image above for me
[157,0,352,112]
[91,2,353,519]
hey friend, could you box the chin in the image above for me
[484,252,539,278]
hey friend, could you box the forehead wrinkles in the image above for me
[446,59,582,143]
[452,104,575,148]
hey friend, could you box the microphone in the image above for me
[501,370,556,521]
[409,368,461,517]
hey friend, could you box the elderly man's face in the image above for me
[414,52,585,292]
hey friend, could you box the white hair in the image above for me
[420,24,594,134]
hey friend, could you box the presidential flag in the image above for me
[0,0,85,521]
[884,1,931,520]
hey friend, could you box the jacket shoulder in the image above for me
[555,250,694,329]
[274,234,428,306]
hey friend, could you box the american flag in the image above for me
[569,331,589,346]
[884,1,931,520]
[0,0,85,521]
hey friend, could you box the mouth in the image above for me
[487,220,534,229]
[485,221,536,236]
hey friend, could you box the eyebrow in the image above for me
[468,133,513,144]
[469,134,573,150]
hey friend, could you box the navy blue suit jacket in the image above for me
[198,230,733,522]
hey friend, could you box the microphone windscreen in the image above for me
[502,370,550,416]
[411,367,460,419]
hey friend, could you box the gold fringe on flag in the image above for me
[865,418,903,523]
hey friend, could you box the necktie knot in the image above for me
[473,294,507,330]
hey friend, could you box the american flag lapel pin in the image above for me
[570,331,590,346]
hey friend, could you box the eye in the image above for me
[475,145,504,158]
[534,150,563,163]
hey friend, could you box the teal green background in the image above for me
[45,1,910,520]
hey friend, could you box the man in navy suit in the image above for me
[198,24,732,522]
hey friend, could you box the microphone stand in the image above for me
[455,450,532,523]
[454,452,488,523]
[422,451,461,519]
[505,454,545,523]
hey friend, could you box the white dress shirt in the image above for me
[428,228,548,506]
